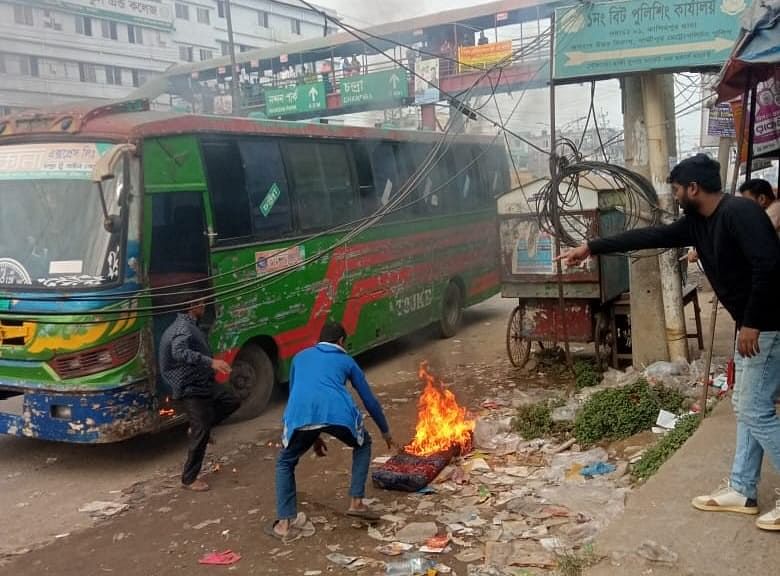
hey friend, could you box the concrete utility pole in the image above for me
[622,76,670,366]
[224,0,241,116]
[641,73,688,362]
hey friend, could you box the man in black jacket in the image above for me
[160,295,240,492]
[558,154,780,532]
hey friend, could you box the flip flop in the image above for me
[264,521,302,543]
[345,508,381,521]
[198,550,241,566]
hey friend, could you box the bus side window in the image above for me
[286,141,356,232]
[202,139,252,243]
[352,141,378,217]
[240,139,293,240]
[369,142,399,212]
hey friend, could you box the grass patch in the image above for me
[555,545,600,576]
[511,402,553,439]
[573,359,601,389]
[573,379,686,445]
[632,414,701,480]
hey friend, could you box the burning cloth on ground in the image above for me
[372,363,474,492]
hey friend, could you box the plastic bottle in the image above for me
[385,555,436,576]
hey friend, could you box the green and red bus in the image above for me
[0,99,507,443]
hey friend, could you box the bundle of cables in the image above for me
[534,140,664,248]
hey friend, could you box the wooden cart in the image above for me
[498,182,631,368]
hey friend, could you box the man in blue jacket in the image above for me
[269,322,394,540]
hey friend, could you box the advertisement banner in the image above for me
[458,40,513,73]
[414,59,440,105]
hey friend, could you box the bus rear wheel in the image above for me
[228,344,275,420]
[439,281,463,338]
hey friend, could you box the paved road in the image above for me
[0,296,514,557]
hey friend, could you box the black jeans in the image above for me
[181,382,240,485]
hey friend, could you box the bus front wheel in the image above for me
[439,281,463,338]
[228,345,275,420]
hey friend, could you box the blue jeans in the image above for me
[729,331,780,501]
[275,425,372,520]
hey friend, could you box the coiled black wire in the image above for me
[535,142,664,247]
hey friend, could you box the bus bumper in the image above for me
[0,384,157,443]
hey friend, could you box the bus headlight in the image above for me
[48,332,140,379]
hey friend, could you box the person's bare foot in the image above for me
[182,479,210,492]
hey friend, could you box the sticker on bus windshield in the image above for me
[259,183,282,217]
[0,142,111,180]
[255,246,305,276]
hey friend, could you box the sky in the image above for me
[313,0,704,154]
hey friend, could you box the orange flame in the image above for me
[405,362,475,456]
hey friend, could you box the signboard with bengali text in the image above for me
[553,0,749,80]
[458,41,513,73]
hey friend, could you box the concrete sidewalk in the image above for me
[586,399,780,576]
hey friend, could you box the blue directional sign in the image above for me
[553,0,751,81]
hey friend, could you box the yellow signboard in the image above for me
[458,41,513,73]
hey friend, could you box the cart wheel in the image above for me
[594,309,615,369]
[506,304,532,367]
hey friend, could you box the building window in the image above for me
[239,44,254,53]
[76,16,93,36]
[105,65,122,85]
[0,53,5,74]
[175,3,189,20]
[128,25,143,44]
[20,56,39,77]
[258,11,268,27]
[219,41,229,56]
[197,7,210,24]
[14,4,34,26]
[199,49,213,61]
[291,18,301,35]
[101,20,118,40]
[217,1,225,18]
[179,46,194,62]
[79,62,97,83]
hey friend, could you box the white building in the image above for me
[0,0,335,115]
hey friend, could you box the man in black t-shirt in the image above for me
[558,154,780,532]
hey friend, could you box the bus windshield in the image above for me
[0,142,126,290]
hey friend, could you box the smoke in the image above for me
[319,0,495,25]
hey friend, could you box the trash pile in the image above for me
[343,405,631,575]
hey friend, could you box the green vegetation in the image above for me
[573,360,601,389]
[574,379,686,445]
[632,414,701,480]
[554,544,600,576]
[511,403,553,439]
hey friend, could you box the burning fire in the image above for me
[405,362,475,457]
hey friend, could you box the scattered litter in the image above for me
[655,409,679,430]
[156,506,173,513]
[326,553,359,567]
[198,550,241,566]
[376,542,414,556]
[54,533,70,539]
[455,548,484,563]
[420,534,450,553]
[78,501,129,518]
[385,555,436,575]
[326,554,371,571]
[580,462,617,477]
[192,518,222,530]
[304,571,322,576]
[247,509,260,515]
[373,456,392,465]
[395,522,438,544]
[540,537,566,552]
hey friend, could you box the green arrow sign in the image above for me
[339,69,409,107]
[265,81,327,117]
